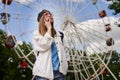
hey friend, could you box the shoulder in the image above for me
[33,30,39,35]
[32,30,41,39]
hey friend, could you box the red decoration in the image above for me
[2,0,13,5]
[0,12,11,24]
[19,58,28,76]
[20,58,28,69]
[5,35,16,48]
[99,10,107,18]
[106,37,114,46]
[105,24,111,32]
[102,68,109,75]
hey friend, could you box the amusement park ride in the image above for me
[0,0,120,80]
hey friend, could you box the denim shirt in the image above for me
[51,41,60,70]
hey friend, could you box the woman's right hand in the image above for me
[44,17,52,30]
[44,17,52,36]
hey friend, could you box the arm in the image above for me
[32,30,53,53]
[33,15,53,53]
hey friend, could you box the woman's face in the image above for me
[43,11,53,23]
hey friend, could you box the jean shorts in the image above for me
[34,70,66,80]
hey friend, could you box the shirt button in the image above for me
[61,61,63,63]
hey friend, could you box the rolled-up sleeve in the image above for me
[32,30,53,53]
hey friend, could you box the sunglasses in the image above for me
[43,12,52,17]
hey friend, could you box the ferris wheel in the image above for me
[0,0,119,80]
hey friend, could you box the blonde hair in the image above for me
[39,14,56,37]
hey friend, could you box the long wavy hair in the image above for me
[39,12,56,37]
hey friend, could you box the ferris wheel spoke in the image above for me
[81,52,101,79]
[11,13,35,21]
[91,49,118,80]
[76,28,107,49]
[77,25,106,39]
[78,56,93,78]
[14,48,22,58]
[81,29,106,40]
[59,0,65,12]
[15,30,34,38]
[12,17,35,21]
[67,33,96,79]
[80,36,105,54]
[86,54,101,80]
[82,27,106,37]
[68,0,74,16]
[26,50,34,57]
[87,36,107,50]
[66,30,106,54]
[85,38,107,54]
[85,45,111,69]
[65,0,70,14]
[74,2,91,18]
[69,1,80,16]
[15,45,33,66]
[14,1,37,12]
[71,24,108,52]
[73,51,91,78]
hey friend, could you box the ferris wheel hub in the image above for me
[61,14,76,30]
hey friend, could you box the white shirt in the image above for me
[32,30,70,79]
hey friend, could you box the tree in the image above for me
[0,29,33,80]
[106,50,120,80]
[107,0,120,15]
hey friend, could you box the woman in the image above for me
[32,9,70,80]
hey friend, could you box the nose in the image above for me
[44,12,53,19]
[48,14,52,17]
[48,13,51,16]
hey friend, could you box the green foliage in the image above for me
[0,29,7,43]
[107,50,120,80]
[108,1,120,15]
[0,29,33,80]
[67,50,120,79]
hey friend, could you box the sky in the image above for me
[0,0,120,53]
